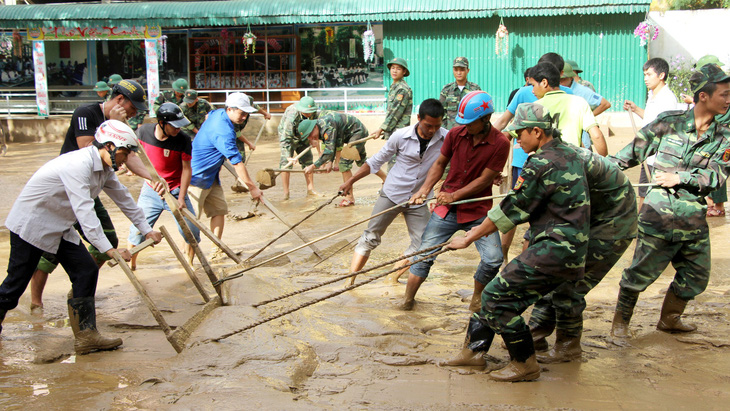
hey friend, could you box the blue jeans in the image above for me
[128,184,201,245]
[410,210,503,284]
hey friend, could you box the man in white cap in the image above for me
[189,92,263,257]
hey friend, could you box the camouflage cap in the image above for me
[295,96,318,113]
[108,74,123,86]
[172,78,189,93]
[690,63,730,94]
[696,54,724,69]
[93,81,111,92]
[565,59,582,73]
[453,57,469,69]
[504,103,553,134]
[561,62,577,79]
[183,89,198,104]
[298,119,317,137]
[387,57,410,77]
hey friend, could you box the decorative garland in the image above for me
[634,21,659,47]
[325,27,335,46]
[363,22,375,63]
[0,33,12,59]
[158,35,168,63]
[495,18,509,56]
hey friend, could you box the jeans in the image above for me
[128,184,201,245]
[410,210,503,284]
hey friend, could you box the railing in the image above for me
[0,87,388,117]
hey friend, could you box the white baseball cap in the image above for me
[225,92,257,113]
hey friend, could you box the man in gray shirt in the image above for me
[339,99,447,286]
[0,120,162,355]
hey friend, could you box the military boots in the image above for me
[67,290,122,355]
[490,329,540,382]
[440,316,494,367]
[611,288,639,338]
[656,289,696,333]
[536,331,582,363]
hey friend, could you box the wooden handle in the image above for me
[346,133,377,148]
[244,119,268,166]
[108,238,157,267]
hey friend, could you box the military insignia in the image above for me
[323,132,330,141]
[396,94,404,101]
[723,148,730,162]
[514,176,525,190]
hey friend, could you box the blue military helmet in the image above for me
[454,91,494,125]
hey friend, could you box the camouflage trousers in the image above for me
[36,197,118,273]
[619,231,710,300]
[478,258,566,335]
[528,238,633,337]
[278,140,313,169]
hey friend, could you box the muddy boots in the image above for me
[656,289,696,333]
[536,331,582,363]
[440,316,494,367]
[611,288,639,338]
[490,330,540,382]
[67,291,122,355]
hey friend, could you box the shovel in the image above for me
[340,133,377,161]
[255,146,313,189]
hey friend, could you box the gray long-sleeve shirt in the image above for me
[5,146,152,254]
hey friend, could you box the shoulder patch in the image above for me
[323,132,330,141]
[514,176,525,191]
[723,148,730,162]
[396,94,404,101]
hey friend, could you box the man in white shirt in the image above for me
[339,99,447,286]
[623,57,678,206]
[0,120,162,355]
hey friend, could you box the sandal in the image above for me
[336,199,355,208]
[707,207,725,217]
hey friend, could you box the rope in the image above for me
[253,241,450,307]
[312,236,358,268]
[206,246,452,343]
[244,192,340,262]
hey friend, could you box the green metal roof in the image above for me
[0,0,652,29]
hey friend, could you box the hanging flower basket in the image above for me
[634,21,659,47]
[363,22,375,63]
[243,32,257,57]
[495,23,509,56]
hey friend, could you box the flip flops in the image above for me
[707,207,725,217]
[336,199,355,208]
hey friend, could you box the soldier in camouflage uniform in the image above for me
[375,58,413,170]
[93,81,111,101]
[153,78,188,113]
[439,57,481,130]
[300,112,386,206]
[443,103,591,382]
[565,59,595,92]
[525,146,637,363]
[179,89,214,138]
[106,74,123,102]
[608,64,730,339]
[278,96,320,199]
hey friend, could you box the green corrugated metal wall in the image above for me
[383,13,648,112]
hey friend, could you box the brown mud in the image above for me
[0,133,728,409]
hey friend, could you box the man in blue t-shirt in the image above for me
[189,93,263,254]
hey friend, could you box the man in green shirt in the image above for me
[439,57,481,130]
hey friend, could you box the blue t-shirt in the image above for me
[569,81,602,110]
[506,85,573,167]
[191,109,243,189]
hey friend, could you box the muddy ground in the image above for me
[0,130,728,410]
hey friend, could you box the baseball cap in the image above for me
[295,96,318,113]
[696,55,724,69]
[689,63,730,94]
[453,57,469,69]
[172,78,189,93]
[113,79,147,112]
[504,103,553,135]
[225,92,257,113]
[93,81,111,92]
[561,63,577,79]
[183,89,198,104]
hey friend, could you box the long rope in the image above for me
[206,247,452,343]
[312,236,358,268]
[244,192,340,263]
[253,241,450,307]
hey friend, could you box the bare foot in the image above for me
[384,272,402,285]
[30,303,43,315]
[283,193,290,201]
[307,190,324,197]
[438,347,486,367]
[398,299,415,311]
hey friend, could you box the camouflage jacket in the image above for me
[574,146,638,240]
[127,113,146,131]
[314,110,369,167]
[578,79,595,92]
[153,90,183,114]
[278,104,319,155]
[380,80,413,135]
[180,98,214,136]
[439,81,481,129]
[609,108,730,242]
[488,137,590,280]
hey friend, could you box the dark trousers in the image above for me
[0,231,99,310]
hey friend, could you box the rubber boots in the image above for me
[656,289,696,333]
[611,287,639,338]
[536,331,582,363]
[0,309,6,334]
[440,316,495,366]
[500,323,553,351]
[67,291,122,355]
[490,330,540,382]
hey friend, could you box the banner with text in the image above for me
[32,41,49,117]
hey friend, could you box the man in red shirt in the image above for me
[405,91,510,310]
[127,103,201,269]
